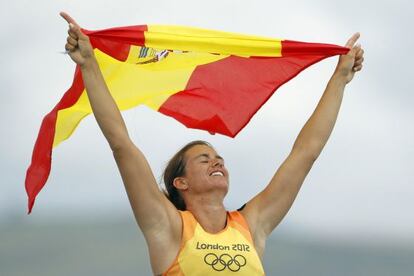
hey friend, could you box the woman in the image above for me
[60,12,364,275]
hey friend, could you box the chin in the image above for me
[213,180,229,193]
[203,177,229,193]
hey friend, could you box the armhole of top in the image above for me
[230,209,249,230]
[229,208,256,245]
[175,210,199,251]
[237,203,246,211]
[162,210,195,275]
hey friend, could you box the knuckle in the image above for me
[65,44,74,50]
[68,31,77,39]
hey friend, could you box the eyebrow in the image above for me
[195,153,224,161]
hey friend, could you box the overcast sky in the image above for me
[1,0,413,246]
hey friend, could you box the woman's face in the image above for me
[181,144,229,194]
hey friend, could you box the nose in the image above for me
[212,158,223,167]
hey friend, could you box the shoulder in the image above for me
[237,205,267,257]
[229,209,266,259]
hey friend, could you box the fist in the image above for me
[60,12,94,66]
[335,33,365,84]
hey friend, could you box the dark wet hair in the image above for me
[163,140,212,210]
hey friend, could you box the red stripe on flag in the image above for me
[159,52,344,137]
[281,40,349,56]
[83,25,148,62]
[25,66,85,213]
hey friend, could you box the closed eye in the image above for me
[195,153,225,164]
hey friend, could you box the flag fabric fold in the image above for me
[26,24,348,213]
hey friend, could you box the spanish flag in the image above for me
[26,24,348,213]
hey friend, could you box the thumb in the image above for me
[69,23,88,40]
[60,11,79,28]
[347,43,361,59]
[60,12,88,40]
[344,32,361,58]
[345,32,360,48]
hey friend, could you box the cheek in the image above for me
[185,164,205,180]
[224,168,229,177]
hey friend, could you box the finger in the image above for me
[61,12,87,41]
[67,36,77,46]
[345,32,360,48]
[354,58,363,68]
[68,29,77,40]
[68,21,88,41]
[353,64,363,72]
[356,48,364,59]
[348,44,362,59]
[68,23,80,39]
[60,12,80,28]
[65,43,76,52]
[354,49,364,62]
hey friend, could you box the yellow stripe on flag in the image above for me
[53,47,227,147]
[145,25,282,57]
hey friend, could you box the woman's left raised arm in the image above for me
[240,33,365,244]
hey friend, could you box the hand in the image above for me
[60,12,94,66]
[334,33,365,84]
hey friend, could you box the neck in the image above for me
[185,195,227,234]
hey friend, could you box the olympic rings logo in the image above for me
[204,253,247,272]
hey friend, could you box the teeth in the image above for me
[211,171,224,176]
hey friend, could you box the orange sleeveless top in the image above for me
[162,210,265,275]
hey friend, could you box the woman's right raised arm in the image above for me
[60,12,181,241]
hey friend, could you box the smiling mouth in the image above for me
[210,171,224,177]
